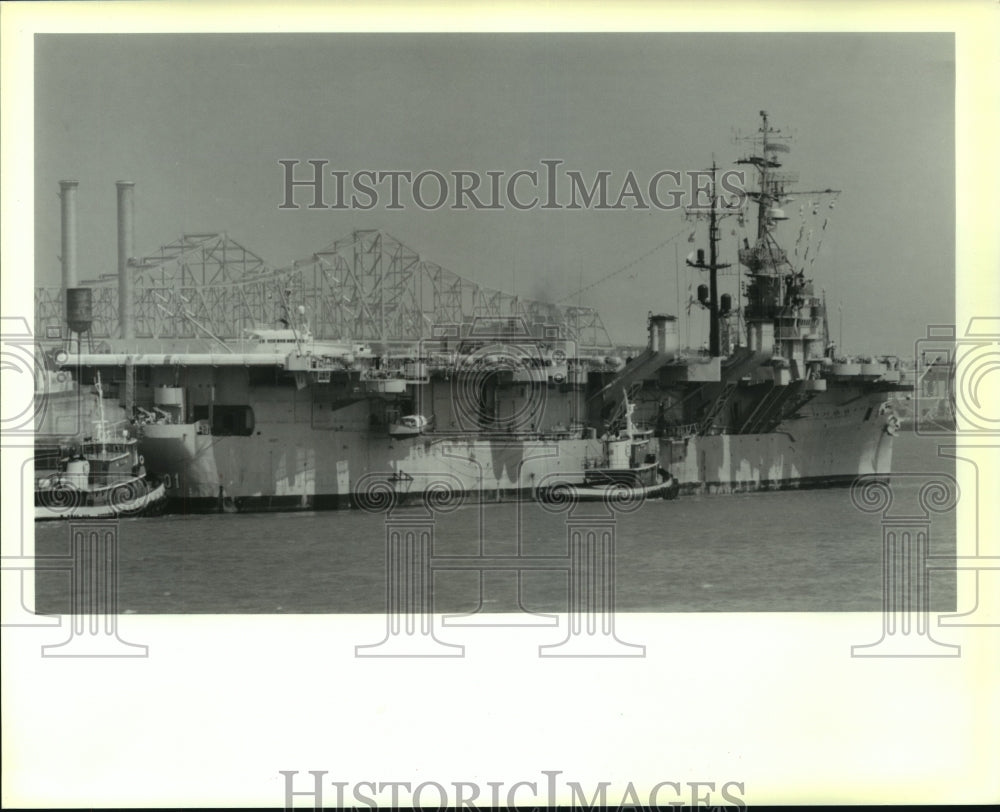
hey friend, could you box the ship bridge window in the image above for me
[190,404,255,436]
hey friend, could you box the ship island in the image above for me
[33,112,912,515]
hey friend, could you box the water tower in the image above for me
[65,286,95,353]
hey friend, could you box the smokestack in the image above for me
[116,181,135,340]
[59,180,79,295]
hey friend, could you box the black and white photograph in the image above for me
[3,1,998,808]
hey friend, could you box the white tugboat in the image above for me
[539,391,679,503]
[35,375,167,520]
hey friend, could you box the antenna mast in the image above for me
[736,109,796,243]
[686,159,731,357]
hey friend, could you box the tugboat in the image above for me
[35,375,166,520]
[539,391,679,503]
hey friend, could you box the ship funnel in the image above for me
[647,313,678,358]
[59,180,79,299]
[116,181,135,340]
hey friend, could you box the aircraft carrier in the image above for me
[35,112,910,513]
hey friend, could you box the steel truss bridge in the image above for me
[34,229,613,349]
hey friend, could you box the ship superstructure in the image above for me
[590,111,909,491]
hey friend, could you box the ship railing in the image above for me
[427,428,586,441]
[361,368,408,380]
[775,326,822,340]
[39,469,149,491]
[661,422,699,439]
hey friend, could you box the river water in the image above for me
[34,429,956,614]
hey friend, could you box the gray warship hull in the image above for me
[127,374,897,513]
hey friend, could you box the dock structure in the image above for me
[36,226,613,351]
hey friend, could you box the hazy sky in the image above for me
[34,33,954,356]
